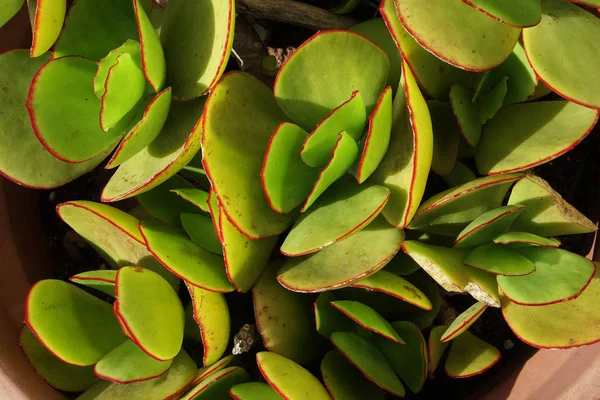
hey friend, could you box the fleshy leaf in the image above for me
[29,0,66,57]
[140,219,233,292]
[137,175,199,226]
[181,213,222,255]
[507,174,597,236]
[191,355,236,386]
[396,0,521,71]
[465,244,536,276]
[441,161,476,188]
[314,292,355,339]
[373,60,433,228]
[70,270,117,297]
[102,97,205,202]
[115,267,184,361]
[134,0,165,91]
[105,87,172,168]
[0,0,23,28]
[383,251,421,276]
[282,179,390,256]
[26,280,124,366]
[277,216,405,293]
[449,83,481,147]
[463,0,542,27]
[179,367,249,400]
[187,283,230,366]
[403,271,442,329]
[476,101,598,175]
[502,267,600,349]
[161,0,234,98]
[256,352,331,400]
[229,382,281,400]
[428,101,460,176]
[331,331,405,397]
[445,332,501,378]
[301,131,359,212]
[54,0,138,61]
[375,321,428,393]
[27,56,125,162]
[300,91,366,167]
[173,188,210,213]
[321,350,385,400]
[19,326,97,392]
[274,30,389,131]
[454,205,525,249]
[497,247,595,306]
[94,340,172,384]
[330,301,405,343]
[331,0,362,14]
[94,40,142,99]
[463,265,502,308]
[349,270,432,311]
[253,261,321,365]
[202,72,294,239]
[493,232,560,248]
[523,0,600,110]
[379,0,475,99]
[441,302,488,342]
[261,122,319,213]
[408,173,523,236]
[478,76,508,124]
[76,350,197,400]
[428,325,450,376]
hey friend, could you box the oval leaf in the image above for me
[137,175,200,226]
[428,325,450,376]
[30,0,66,57]
[463,0,542,27]
[449,83,481,147]
[428,100,460,176]
[493,231,560,248]
[314,292,356,339]
[465,244,536,276]
[441,302,488,342]
[180,367,250,400]
[454,205,525,249]
[134,0,166,92]
[181,213,222,255]
[321,350,385,400]
[445,331,501,378]
[229,382,281,400]
[331,300,405,343]
[70,270,117,297]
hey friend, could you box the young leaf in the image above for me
[445,331,501,378]
[314,292,355,339]
[29,0,66,57]
[281,179,390,256]
[173,188,210,213]
[26,280,124,366]
[181,213,222,255]
[449,83,481,147]
[493,232,561,248]
[134,0,166,92]
[136,175,199,226]
[277,216,405,293]
[428,101,460,176]
[202,72,294,239]
[321,350,385,400]
[454,205,525,249]
[229,382,281,400]
[330,301,405,343]
[478,76,508,124]
[465,244,536,276]
[179,367,250,400]
[70,270,117,297]
[441,302,488,342]
[274,30,389,131]
[256,352,331,400]
[428,325,450,376]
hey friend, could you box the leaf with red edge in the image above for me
[94,340,173,384]
[449,83,481,147]
[191,355,236,387]
[179,367,250,400]
[94,40,142,99]
[428,325,450,376]
[462,0,541,27]
[29,0,66,57]
[403,270,442,329]
[229,382,281,400]
[261,122,320,214]
[331,301,405,343]
[0,0,23,29]
[445,331,500,378]
[454,205,525,249]
[441,302,488,342]
[181,213,222,255]
[465,244,536,276]
[493,232,560,248]
[478,76,508,124]
[134,0,165,91]
[70,270,117,297]
[19,325,97,392]
[314,292,355,339]
[26,280,125,366]
[321,350,385,400]
[428,101,460,177]
[136,175,199,226]
[186,283,230,366]
[172,188,209,213]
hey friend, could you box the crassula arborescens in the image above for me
[3,0,600,398]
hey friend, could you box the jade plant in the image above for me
[4,0,600,398]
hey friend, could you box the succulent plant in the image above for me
[5,0,600,399]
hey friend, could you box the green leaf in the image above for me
[140,219,234,292]
[383,251,421,276]
[229,382,281,400]
[115,267,184,361]
[493,232,560,248]
[76,350,197,400]
[497,247,595,305]
[314,292,355,338]
[28,56,125,162]
[523,0,600,109]
[0,0,23,29]
[403,270,442,329]
[428,101,460,176]
[134,0,165,91]
[282,178,390,256]
[29,0,66,57]
[95,340,172,384]
[186,283,230,366]
[137,175,199,226]
[428,325,450,376]
[172,188,210,213]
[373,60,433,228]
[180,367,250,400]
[203,72,294,239]
[397,0,521,71]
[478,76,508,124]
[56,201,179,289]
[25,280,124,366]
[449,83,481,147]
[256,352,331,400]
[349,270,432,311]
[301,132,359,211]
[375,321,428,393]
[181,213,223,255]
[102,97,205,202]
[252,261,322,365]
[191,355,236,387]
[274,30,389,131]
[330,0,361,14]
[379,0,476,99]
[465,244,536,276]
[161,0,234,97]
[454,205,525,249]
[94,40,142,99]
[463,265,502,308]
[441,302,488,342]
[105,87,172,168]
[354,86,393,183]
[330,332,405,397]
[502,266,600,348]
[441,161,476,188]
[331,301,405,343]
[69,270,117,297]
[350,19,401,92]
[320,350,385,400]
[261,122,320,213]
[277,216,405,293]
[300,91,366,167]
[463,0,541,27]
[445,331,500,378]
[19,326,97,392]
[507,174,597,236]
[483,42,536,104]
[54,0,139,61]
[408,173,523,236]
